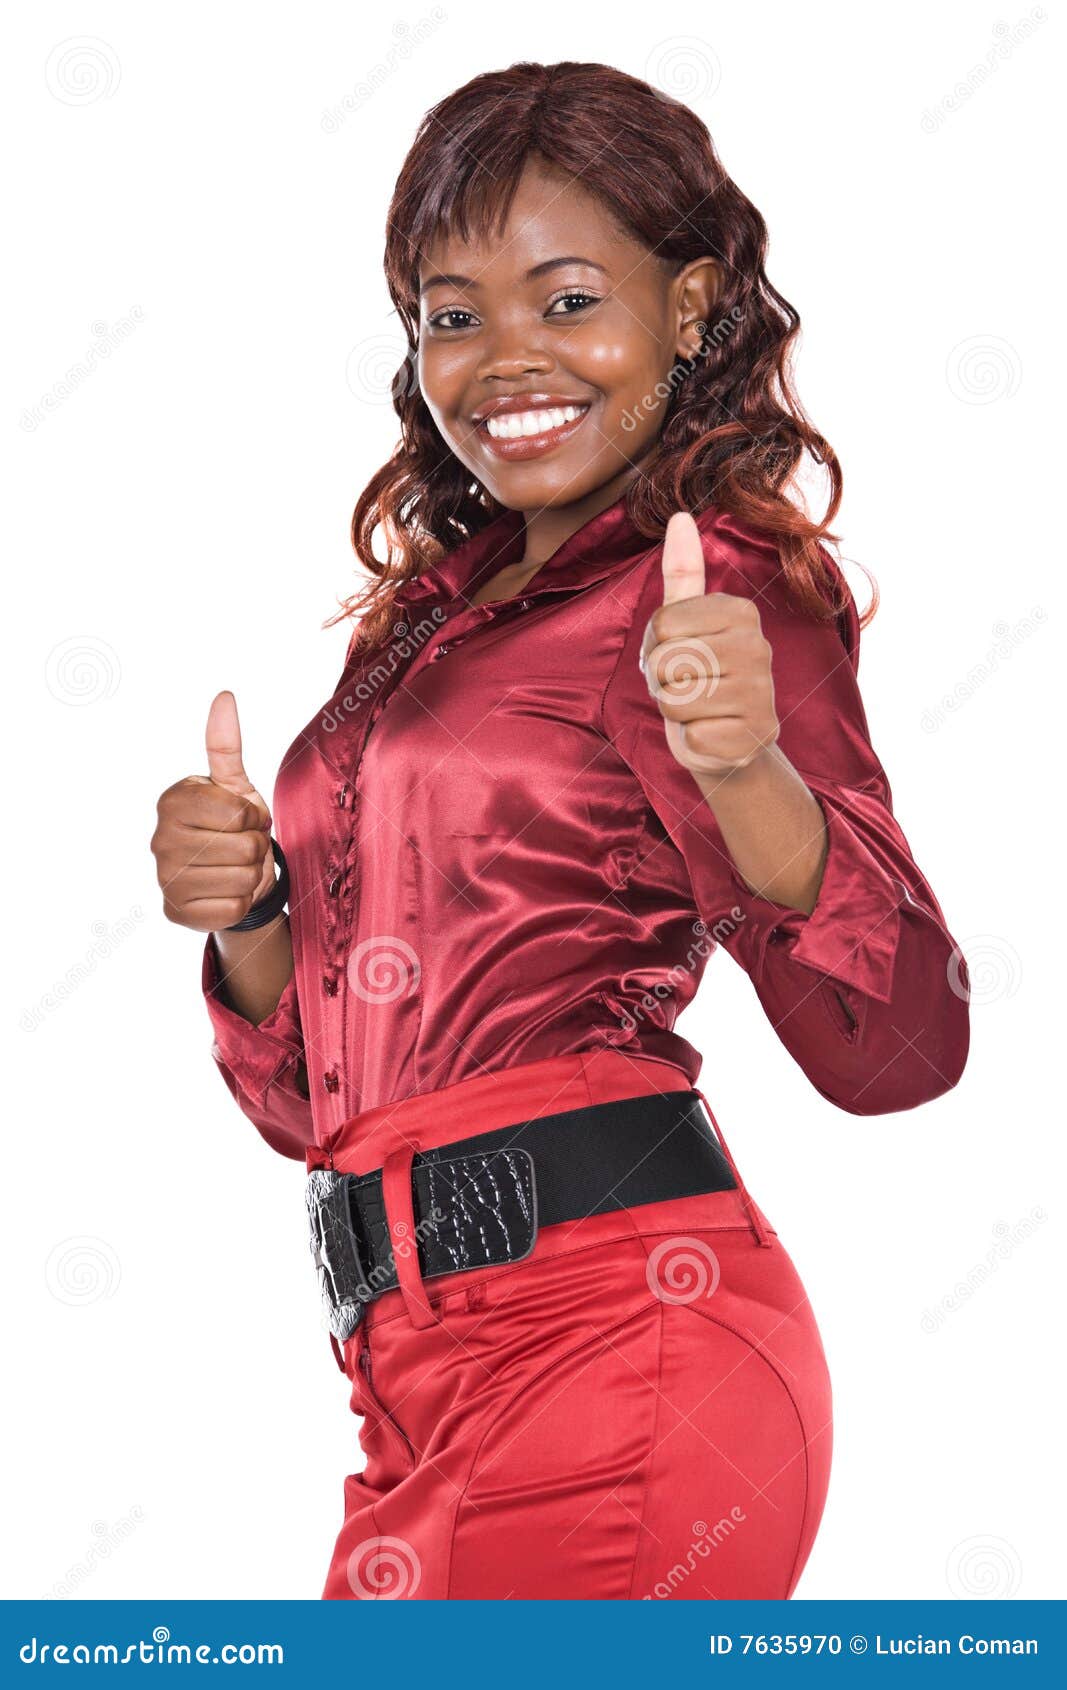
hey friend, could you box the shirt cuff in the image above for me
[728,787,907,1005]
[202,933,305,1107]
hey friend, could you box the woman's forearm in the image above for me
[211,911,296,1026]
[211,914,310,1099]
[692,742,828,914]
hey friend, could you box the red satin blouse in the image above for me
[202,494,970,1160]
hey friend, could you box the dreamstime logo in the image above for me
[642,1511,746,1598]
[643,633,751,777]
[347,935,421,1002]
[44,1508,147,1598]
[946,1534,1022,1597]
[613,913,742,1036]
[646,36,723,102]
[21,908,145,1032]
[620,310,744,432]
[21,309,145,431]
[646,1237,720,1304]
[347,1534,422,1598]
[946,335,1022,404]
[947,933,1021,1005]
[644,634,721,707]
[20,1627,283,1665]
[317,1203,448,1331]
[920,1208,1046,1333]
[45,635,122,705]
[45,37,121,105]
[322,610,445,732]
[388,1205,445,1265]
[45,1236,121,1306]
[345,337,419,406]
[921,11,1046,132]
[320,10,447,134]
[920,608,1046,733]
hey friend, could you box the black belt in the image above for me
[306,1088,737,1340]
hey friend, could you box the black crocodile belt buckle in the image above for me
[306,1148,538,1342]
[306,1168,372,1342]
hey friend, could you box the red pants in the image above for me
[309,1049,833,1600]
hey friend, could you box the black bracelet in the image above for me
[224,837,290,931]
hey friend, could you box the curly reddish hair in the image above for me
[326,59,875,659]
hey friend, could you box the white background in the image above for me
[2,0,1061,1601]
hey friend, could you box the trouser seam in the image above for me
[675,1296,813,1600]
[444,1300,657,1599]
[625,1293,665,1600]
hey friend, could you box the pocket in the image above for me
[356,1341,416,1479]
[424,832,538,994]
[821,979,859,1042]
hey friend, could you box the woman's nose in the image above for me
[475,332,554,383]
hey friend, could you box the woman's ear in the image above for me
[674,256,723,361]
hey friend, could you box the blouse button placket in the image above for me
[324,642,424,1116]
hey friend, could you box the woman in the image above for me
[151,61,970,1600]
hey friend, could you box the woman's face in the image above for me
[416,156,720,513]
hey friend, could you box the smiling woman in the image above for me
[166,58,970,1603]
[332,58,859,652]
[416,186,717,516]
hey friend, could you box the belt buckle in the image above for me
[305,1169,371,1342]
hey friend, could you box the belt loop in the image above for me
[693,1086,772,1249]
[381,1142,442,1330]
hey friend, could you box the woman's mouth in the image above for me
[473,401,592,461]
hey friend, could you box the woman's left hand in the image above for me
[640,511,780,779]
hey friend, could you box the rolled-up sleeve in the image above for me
[600,522,970,1115]
[202,933,315,1159]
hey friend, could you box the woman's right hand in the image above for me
[151,690,277,934]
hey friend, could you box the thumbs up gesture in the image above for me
[150,691,278,933]
[640,512,780,778]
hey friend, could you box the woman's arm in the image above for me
[689,742,829,915]
[212,907,299,1026]
[600,511,970,1115]
[202,914,314,1160]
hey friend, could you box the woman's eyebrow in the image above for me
[420,256,609,295]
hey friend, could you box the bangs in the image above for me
[397,139,547,307]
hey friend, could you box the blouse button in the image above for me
[335,784,349,808]
[518,598,531,611]
[322,973,338,996]
[327,870,343,897]
[323,1069,340,1094]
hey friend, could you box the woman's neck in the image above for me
[518,461,641,570]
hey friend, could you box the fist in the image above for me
[150,690,277,933]
[640,511,779,776]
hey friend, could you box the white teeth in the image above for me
[483,403,587,440]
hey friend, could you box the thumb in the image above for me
[205,690,270,826]
[661,510,706,605]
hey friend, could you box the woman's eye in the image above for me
[427,308,477,331]
[426,291,600,332]
[546,291,600,316]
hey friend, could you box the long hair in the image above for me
[327,59,876,660]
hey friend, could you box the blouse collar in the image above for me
[392,490,658,609]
